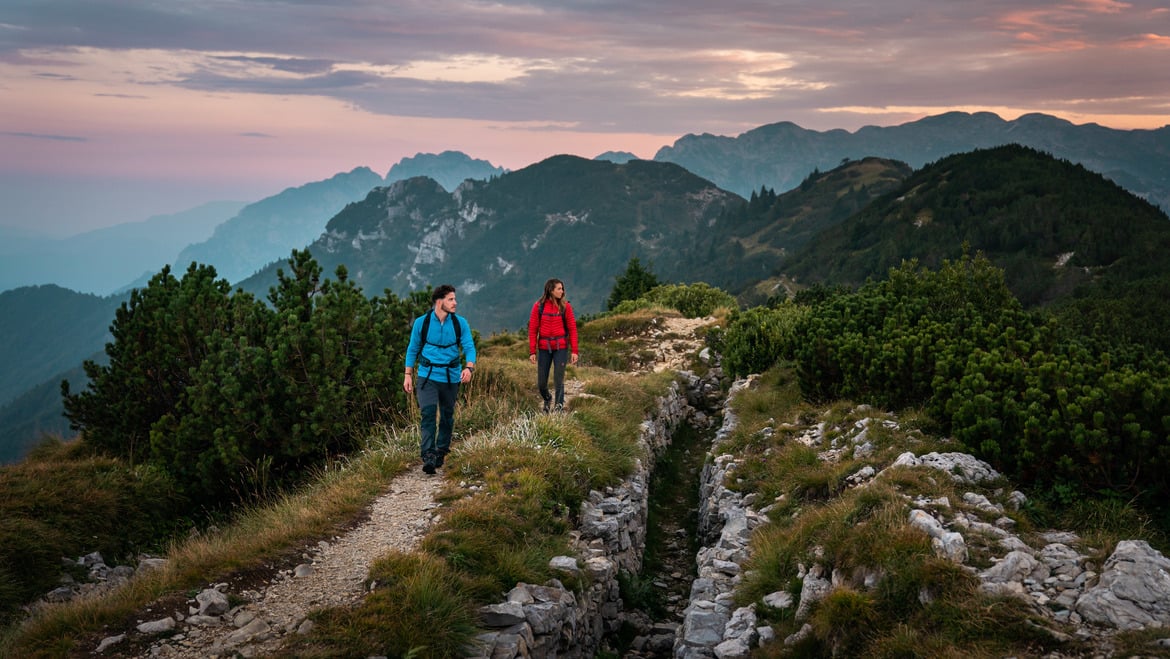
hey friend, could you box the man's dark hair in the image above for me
[432,284,456,302]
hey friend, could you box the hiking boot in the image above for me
[436,452,446,468]
[422,462,436,475]
[542,400,551,413]
[554,403,564,413]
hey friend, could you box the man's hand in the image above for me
[403,373,413,393]
[571,352,579,365]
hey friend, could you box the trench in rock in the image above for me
[613,419,716,656]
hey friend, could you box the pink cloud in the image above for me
[1122,33,1170,48]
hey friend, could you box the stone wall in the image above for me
[675,376,768,659]
[469,373,711,658]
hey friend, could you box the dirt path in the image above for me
[121,472,442,658]
[111,314,714,658]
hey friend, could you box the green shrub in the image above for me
[721,304,809,377]
[787,252,1170,521]
[606,282,736,319]
[606,257,660,310]
[792,253,1023,406]
[642,282,737,318]
[61,262,237,463]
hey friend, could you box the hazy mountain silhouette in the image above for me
[0,201,244,296]
[655,111,1170,212]
[173,168,387,285]
[0,285,120,409]
[174,154,509,286]
[593,151,640,164]
[384,151,507,191]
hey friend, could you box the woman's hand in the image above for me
[530,354,537,364]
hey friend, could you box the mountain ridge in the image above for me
[780,144,1170,307]
[655,111,1170,212]
[3,129,1167,464]
[235,155,743,332]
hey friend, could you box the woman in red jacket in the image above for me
[528,278,579,412]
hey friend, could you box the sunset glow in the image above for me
[1,0,1167,235]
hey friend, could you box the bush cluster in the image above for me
[720,253,1170,518]
[609,281,738,319]
[719,304,809,378]
[61,251,427,504]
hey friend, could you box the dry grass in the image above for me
[0,430,415,657]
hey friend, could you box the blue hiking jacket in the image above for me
[405,311,476,383]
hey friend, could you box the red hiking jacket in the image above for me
[528,299,578,354]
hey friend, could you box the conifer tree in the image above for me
[606,257,661,310]
[65,250,426,504]
[62,263,234,463]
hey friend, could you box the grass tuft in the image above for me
[287,552,480,659]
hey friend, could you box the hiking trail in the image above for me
[104,315,711,658]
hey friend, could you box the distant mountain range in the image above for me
[174,153,510,287]
[0,152,510,298]
[0,201,244,295]
[172,167,387,285]
[235,156,742,332]
[385,150,507,191]
[654,111,1170,212]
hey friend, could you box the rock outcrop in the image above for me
[677,384,1170,656]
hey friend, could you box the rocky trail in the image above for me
[101,470,442,658]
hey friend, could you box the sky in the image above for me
[2,0,1168,237]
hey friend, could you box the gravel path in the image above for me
[130,470,442,658]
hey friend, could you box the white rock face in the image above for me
[1076,540,1170,630]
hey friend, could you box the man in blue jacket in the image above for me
[404,284,477,474]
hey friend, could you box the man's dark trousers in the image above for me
[417,380,459,467]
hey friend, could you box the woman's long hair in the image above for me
[540,278,566,312]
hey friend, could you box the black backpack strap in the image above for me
[418,311,463,365]
[419,311,462,349]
